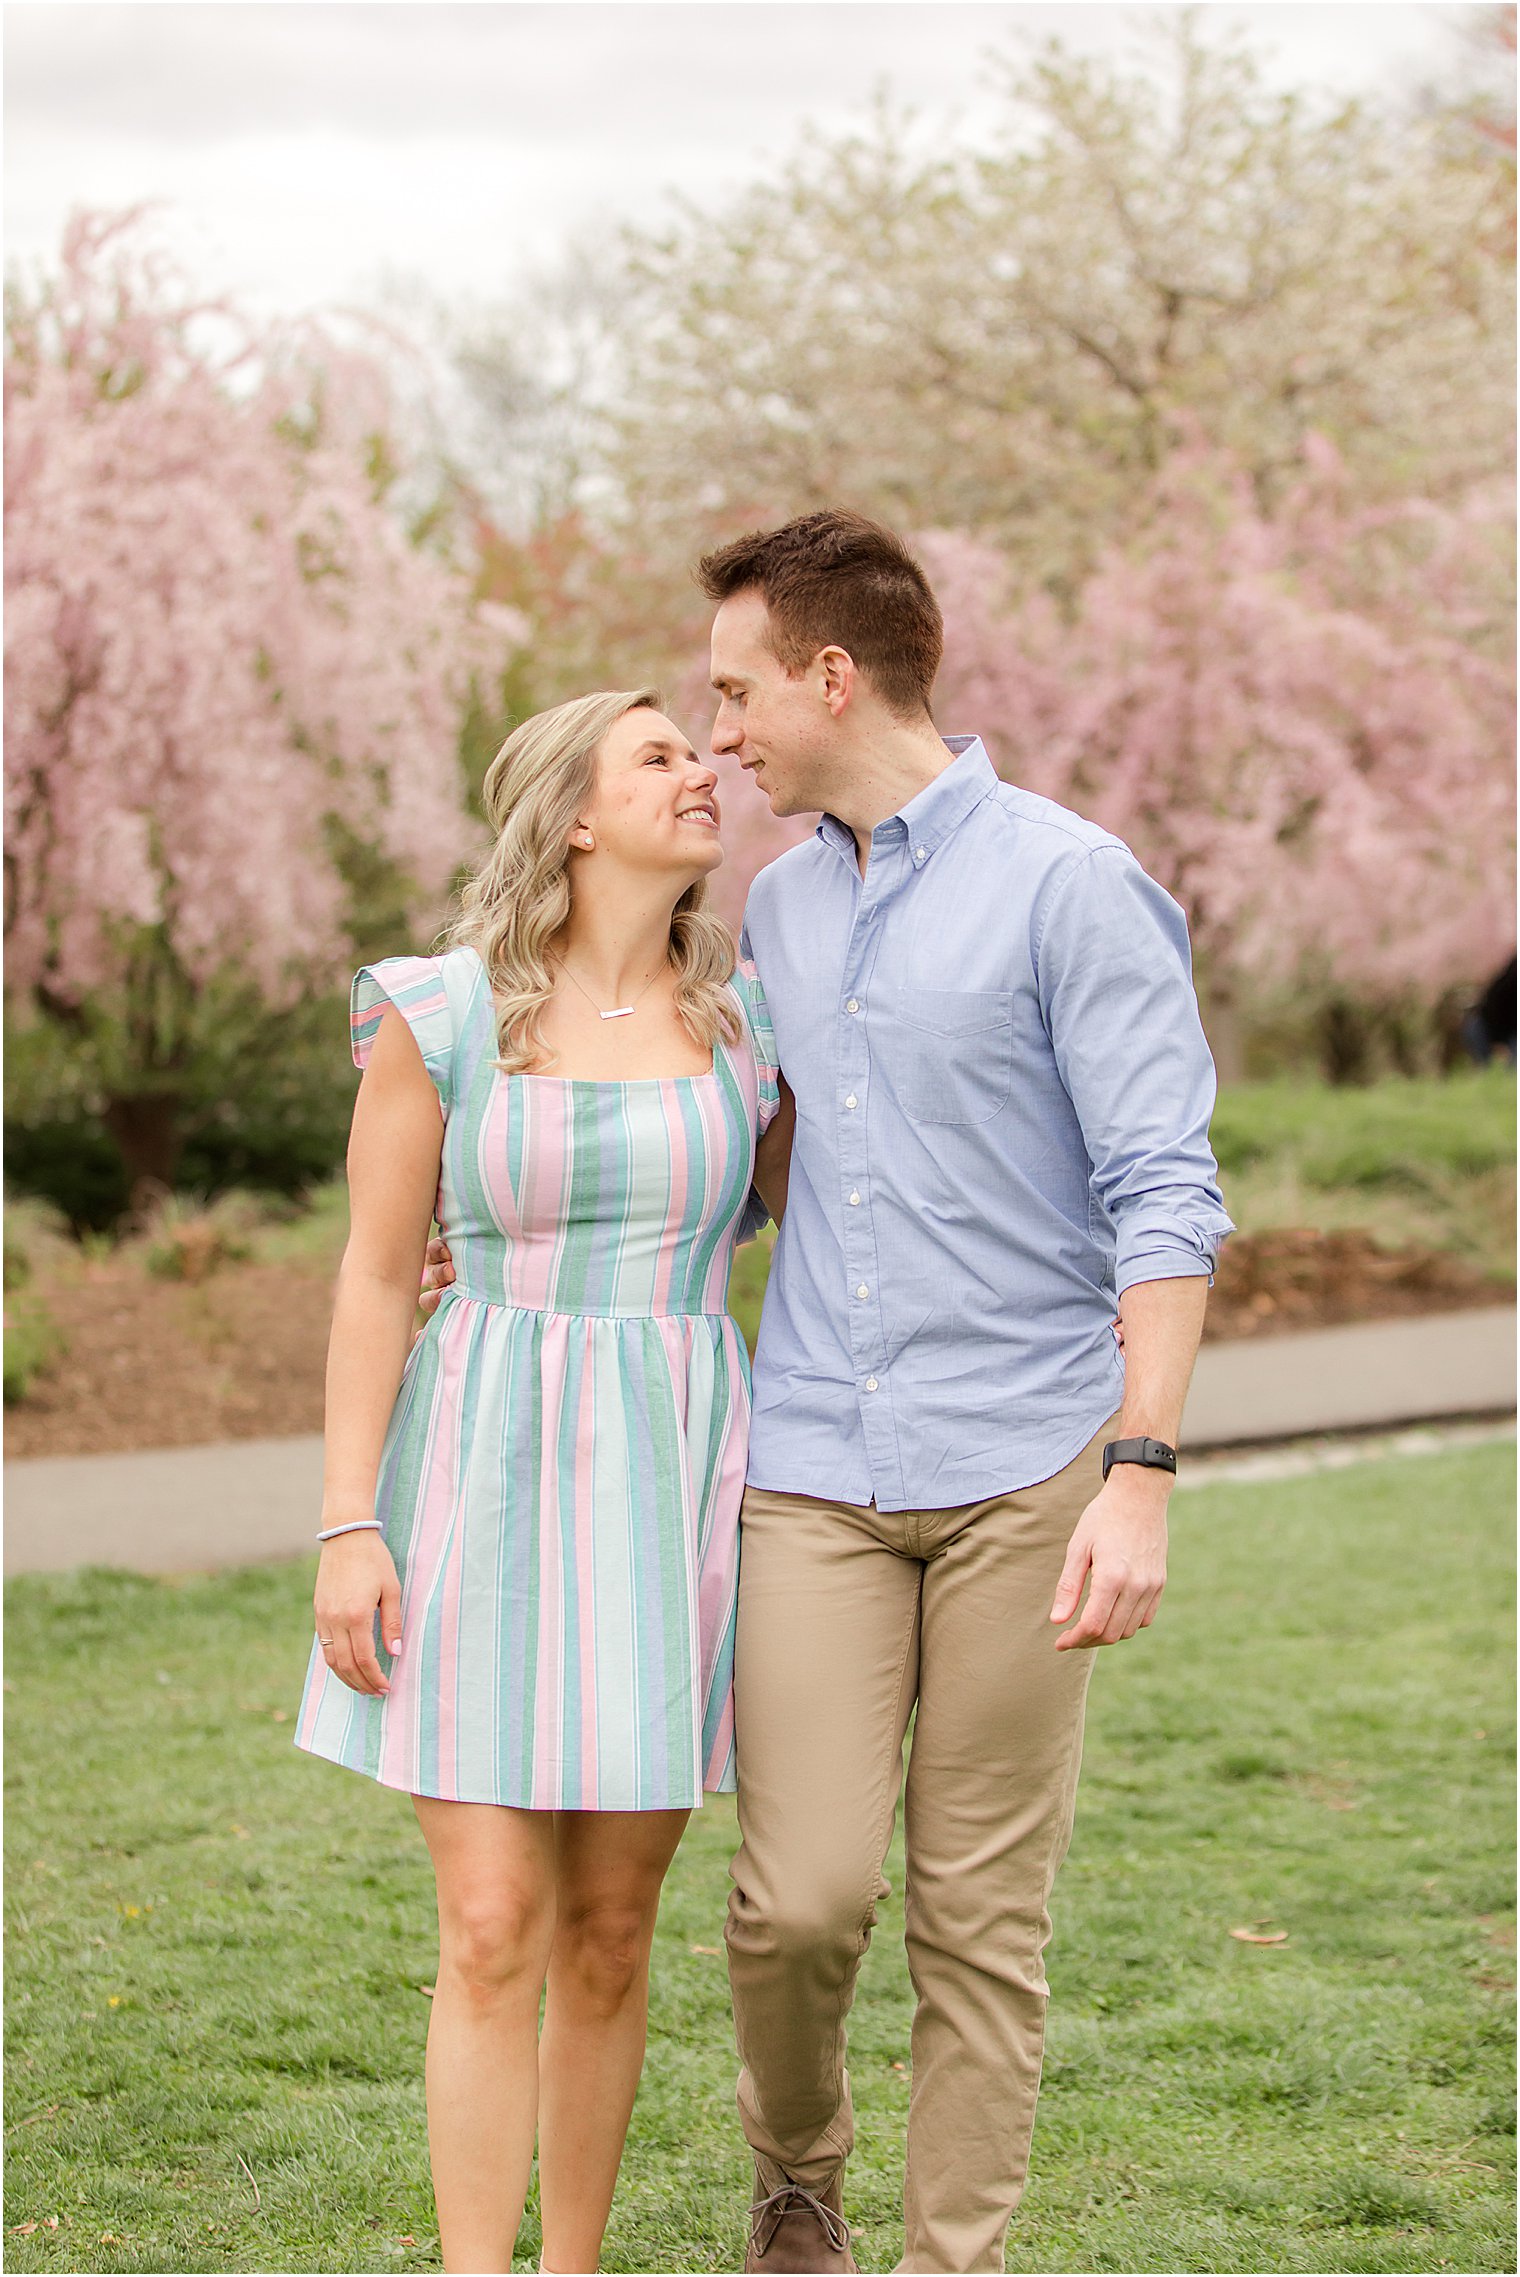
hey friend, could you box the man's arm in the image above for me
[1034,844,1234,1649]
[1049,1274,1206,1650]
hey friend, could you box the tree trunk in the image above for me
[102,1092,183,1206]
[1317,999,1376,1086]
[1200,997,1247,1085]
[1434,989,1476,1073]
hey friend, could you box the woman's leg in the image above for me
[413,1796,559,2276]
[536,1807,690,2273]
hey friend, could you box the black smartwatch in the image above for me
[1101,1436,1178,1483]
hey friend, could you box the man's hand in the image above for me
[1049,1466,1169,1649]
[1051,1274,1207,1647]
[418,1221,455,1321]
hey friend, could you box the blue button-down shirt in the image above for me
[740,737,1234,1512]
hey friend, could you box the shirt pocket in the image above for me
[891,986,1014,1125]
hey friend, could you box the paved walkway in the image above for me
[5,1306,1513,1578]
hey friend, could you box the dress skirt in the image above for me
[293,944,779,1811]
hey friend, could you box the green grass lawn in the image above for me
[1208,1066,1515,1282]
[5,1441,1514,2275]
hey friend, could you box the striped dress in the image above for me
[294,942,779,1811]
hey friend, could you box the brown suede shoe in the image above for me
[744,2159,857,2273]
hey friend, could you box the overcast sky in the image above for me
[5,2,1468,317]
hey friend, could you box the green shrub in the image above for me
[129,1190,268,1283]
[3,1290,66,1404]
[4,1229,31,1296]
[4,993,361,1232]
[1,1117,131,1234]
[1210,1067,1516,1188]
[4,1194,73,1294]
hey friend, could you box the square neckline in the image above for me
[460,945,723,1087]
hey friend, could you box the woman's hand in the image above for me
[753,1075,796,1225]
[314,1529,404,1696]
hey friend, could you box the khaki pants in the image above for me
[725,1421,1116,2274]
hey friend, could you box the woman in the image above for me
[294,688,788,2274]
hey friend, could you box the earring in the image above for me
[574,830,594,850]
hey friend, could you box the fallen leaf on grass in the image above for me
[690,1944,722,1956]
[418,1983,435,1997]
[9,2222,38,2236]
[271,1710,289,1723]
[399,2237,416,2248]
[1229,1926,1290,1945]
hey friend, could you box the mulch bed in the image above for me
[1202,1226,1508,1340]
[4,1259,335,1460]
[4,1230,1510,1461]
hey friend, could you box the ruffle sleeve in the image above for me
[730,957,781,1137]
[350,955,454,1109]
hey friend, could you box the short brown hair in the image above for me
[697,509,943,718]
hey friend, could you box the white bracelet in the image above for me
[316,1519,384,1542]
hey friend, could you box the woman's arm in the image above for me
[752,1073,795,1225]
[315,1005,444,1696]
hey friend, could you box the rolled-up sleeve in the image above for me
[1036,846,1234,1295]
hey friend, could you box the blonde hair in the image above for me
[440,687,741,1074]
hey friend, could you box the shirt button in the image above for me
[856,1283,869,1299]
[845,1094,858,1110]
[848,1191,861,1205]
[846,998,861,1014]
[864,1377,879,1393]
[913,847,927,865]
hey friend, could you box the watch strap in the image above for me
[1101,1435,1178,1483]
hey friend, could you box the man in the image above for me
[429,510,1232,2274]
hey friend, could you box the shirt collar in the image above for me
[815,736,997,866]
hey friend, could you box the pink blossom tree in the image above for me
[5,214,520,1190]
[921,439,1515,1073]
